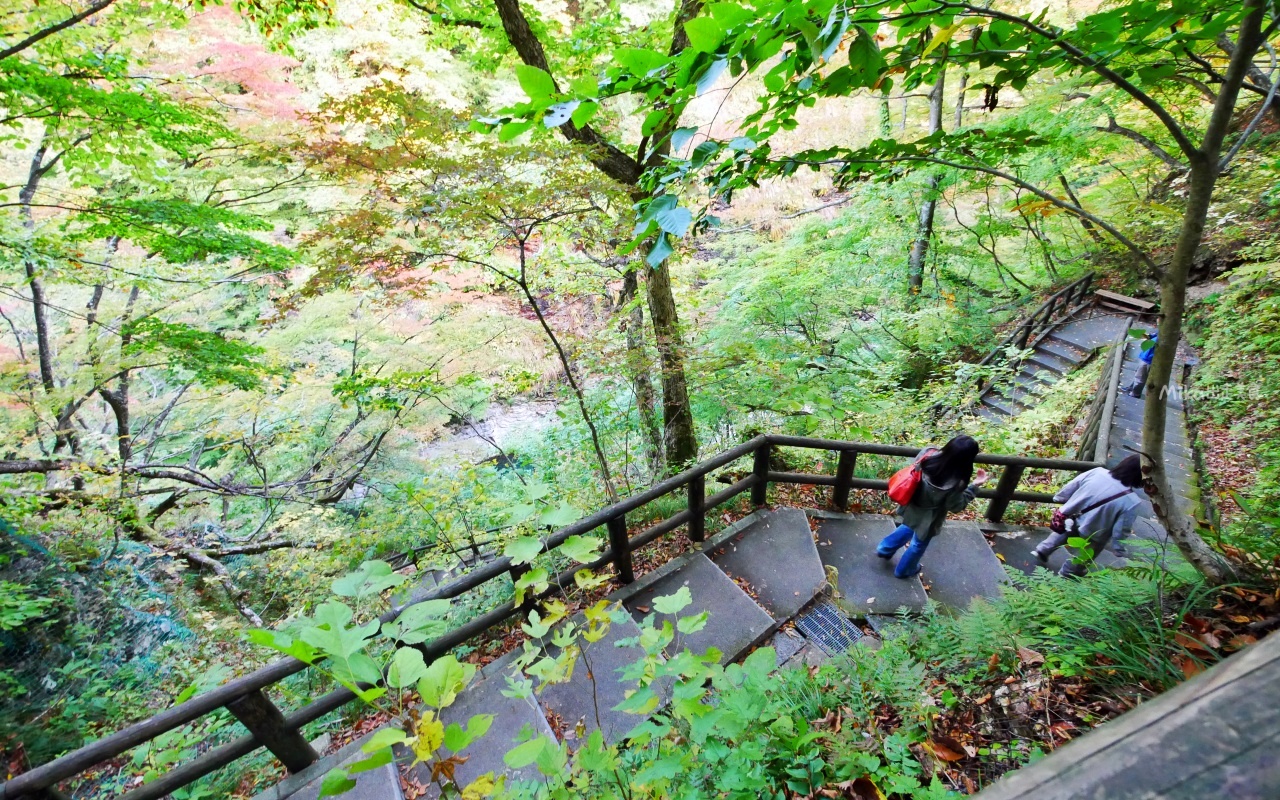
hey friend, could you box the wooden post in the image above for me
[688,473,706,544]
[832,450,857,511]
[607,515,633,585]
[751,442,771,506]
[225,689,318,774]
[509,562,537,614]
[1016,321,1032,350]
[985,464,1025,522]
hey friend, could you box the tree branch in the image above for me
[0,0,117,61]
[1095,114,1185,170]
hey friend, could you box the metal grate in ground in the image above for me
[794,601,864,655]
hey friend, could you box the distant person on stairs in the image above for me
[877,435,988,579]
[1122,332,1157,398]
[1032,455,1144,576]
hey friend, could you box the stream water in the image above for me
[417,400,560,465]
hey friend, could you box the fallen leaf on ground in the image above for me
[1017,647,1046,666]
[925,735,968,762]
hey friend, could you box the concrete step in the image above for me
[532,610,662,745]
[706,508,825,622]
[984,394,1028,416]
[1051,314,1132,349]
[1014,370,1055,390]
[407,660,559,796]
[265,728,406,800]
[619,552,774,664]
[1038,337,1089,365]
[921,522,1009,610]
[997,382,1044,407]
[976,405,1006,423]
[988,527,1126,577]
[1027,352,1073,375]
[813,515,928,615]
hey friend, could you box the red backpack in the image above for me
[887,448,938,505]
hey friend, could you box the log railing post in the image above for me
[225,690,318,774]
[688,473,706,544]
[1016,321,1032,351]
[832,450,857,511]
[751,441,771,506]
[607,515,633,584]
[986,464,1026,522]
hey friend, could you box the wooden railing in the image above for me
[1075,326,1131,463]
[2,435,1104,800]
[972,273,1095,388]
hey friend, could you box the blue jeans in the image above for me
[877,524,928,578]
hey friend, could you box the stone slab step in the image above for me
[1050,315,1131,349]
[532,610,660,745]
[408,662,558,796]
[988,527,1126,577]
[1027,352,1073,375]
[814,515,928,615]
[1038,337,1089,365]
[996,383,1043,407]
[707,507,825,621]
[619,552,774,664]
[976,405,1005,423]
[921,522,1008,610]
[263,729,406,800]
[1016,368,1056,388]
[983,395,1028,416]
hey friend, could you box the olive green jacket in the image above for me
[897,449,978,542]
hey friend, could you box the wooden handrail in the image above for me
[1,434,1099,800]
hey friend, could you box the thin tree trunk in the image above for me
[20,145,56,393]
[645,255,698,467]
[878,89,892,137]
[622,269,663,472]
[1141,0,1266,585]
[1057,175,1106,245]
[954,69,968,128]
[514,248,618,502]
[908,69,946,293]
[899,95,909,131]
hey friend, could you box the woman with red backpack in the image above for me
[877,435,989,579]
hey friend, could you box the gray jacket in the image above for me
[897,448,978,542]
[1054,467,1141,541]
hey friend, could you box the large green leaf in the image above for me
[515,65,556,100]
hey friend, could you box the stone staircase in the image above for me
[273,507,1013,800]
[977,312,1131,422]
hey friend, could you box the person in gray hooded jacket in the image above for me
[1032,455,1144,576]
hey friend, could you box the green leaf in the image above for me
[382,600,450,645]
[641,108,668,136]
[676,610,709,635]
[361,728,409,753]
[418,655,477,709]
[670,126,699,153]
[558,535,602,564]
[387,647,428,689]
[332,561,406,599]
[503,735,553,769]
[614,47,667,76]
[505,536,544,566]
[513,568,549,607]
[515,65,556,100]
[653,587,693,615]
[570,101,599,127]
[318,769,356,797]
[655,205,693,237]
[346,748,393,774]
[538,502,581,528]
[646,234,675,268]
[684,17,726,53]
[690,140,720,168]
[499,120,534,142]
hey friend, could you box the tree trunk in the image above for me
[907,69,946,293]
[622,269,664,472]
[1141,0,1266,584]
[954,69,967,128]
[645,255,698,467]
[878,89,892,136]
[20,145,56,393]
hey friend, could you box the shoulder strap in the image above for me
[1076,488,1134,516]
